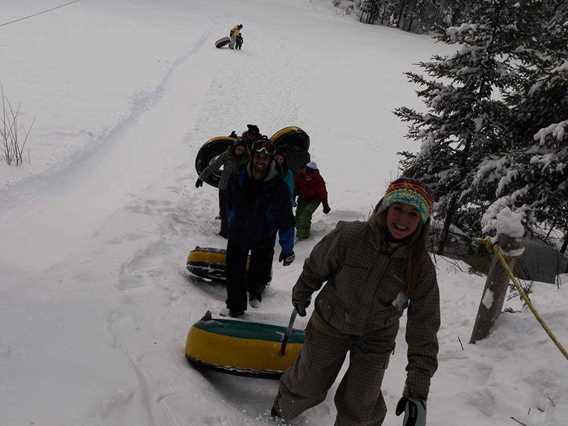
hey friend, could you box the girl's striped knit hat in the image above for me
[382,177,433,223]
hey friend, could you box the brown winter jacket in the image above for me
[292,218,440,400]
[229,25,242,38]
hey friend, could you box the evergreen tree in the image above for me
[397,0,568,251]
[357,0,474,32]
[395,0,535,252]
[476,1,568,241]
[359,0,400,26]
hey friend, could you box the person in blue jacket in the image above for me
[274,149,295,204]
[223,138,296,317]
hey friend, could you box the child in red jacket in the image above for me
[294,162,330,239]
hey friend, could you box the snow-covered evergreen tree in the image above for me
[395,0,538,252]
[477,1,568,243]
[396,0,568,253]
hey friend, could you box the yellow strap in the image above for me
[482,238,568,361]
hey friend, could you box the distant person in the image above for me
[223,138,295,316]
[294,162,330,239]
[229,24,243,50]
[272,177,439,426]
[195,138,249,238]
[236,33,243,50]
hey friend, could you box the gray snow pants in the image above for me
[274,311,398,425]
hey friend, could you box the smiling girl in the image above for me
[272,177,439,426]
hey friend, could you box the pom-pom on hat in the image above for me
[306,161,318,170]
[381,177,433,224]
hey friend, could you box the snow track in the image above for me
[0,29,215,274]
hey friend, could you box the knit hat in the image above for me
[381,177,433,223]
[306,161,318,170]
[242,124,260,140]
[233,137,247,148]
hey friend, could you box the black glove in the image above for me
[323,203,331,214]
[195,178,203,188]
[279,251,295,266]
[293,298,311,317]
[396,397,426,426]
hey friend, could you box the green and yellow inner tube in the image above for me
[185,312,304,377]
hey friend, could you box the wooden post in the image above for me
[470,234,524,344]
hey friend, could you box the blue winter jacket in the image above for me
[282,169,295,203]
[227,162,295,254]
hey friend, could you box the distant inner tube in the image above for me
[195,136,235,187]
[270,127,311,173]
[186,246,252,282]
[215,36,231,49]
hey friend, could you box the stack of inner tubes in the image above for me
[270,126,310,174]
[195,127,311,188]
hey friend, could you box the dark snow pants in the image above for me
[218,189,229,237]
[295,198,320,239]
[274,311,398,425]
[225,239,275,312]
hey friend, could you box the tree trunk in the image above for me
[544,224,555,242]
[437,193,458,254]
[450,4,462,26]
[396,0,409,27]
[406,14,415,32]
[438,131,474,254]
[380,2,388,24]
[561,232,568,254]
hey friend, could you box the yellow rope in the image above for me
[482,238,568,361]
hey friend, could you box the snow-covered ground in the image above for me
[1,1,567,425]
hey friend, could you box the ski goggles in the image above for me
[251,139,275,155]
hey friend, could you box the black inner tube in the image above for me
[195,137,235,187]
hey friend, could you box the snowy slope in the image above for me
[0,1,567,425]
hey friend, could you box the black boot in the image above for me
[270,405,281,418]
[270,398,282,418]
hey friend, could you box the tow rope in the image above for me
[481,238,568,361]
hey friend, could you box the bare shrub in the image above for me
[1,86,34,166]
